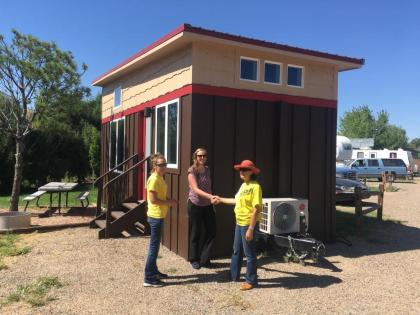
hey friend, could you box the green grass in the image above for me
[0,234,32,270]
[0,183,97,210]
[0,276,65,308]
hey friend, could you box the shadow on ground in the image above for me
[330,209,420,258]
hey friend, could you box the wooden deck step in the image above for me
[122,203,139,210]
[111,211,125,220]
[95,219,106,229]
[134,221,146,233]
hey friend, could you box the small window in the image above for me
[357,152,364,159]
[155,99,179,168]
[368,159,379,167]
[109,118,125,170]
[240,57,259,81]
[114,86,122,108]
[287,65,304,87]
[389,153,397,158]
[264,61,281,84]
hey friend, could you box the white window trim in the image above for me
[263,60,282,85]
[114,86,122,108]
[287,64,304,88]
[109,117,125,171]
[154,98,180,169]
[240,56,260,82]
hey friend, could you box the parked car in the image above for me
[336,165,357,180]
[349,158,408,181]
[336,177,370,203]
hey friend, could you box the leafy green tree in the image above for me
[408,138,420,150]
[339,105,375,138]
[0,30,87,211]
[339,105,408,149]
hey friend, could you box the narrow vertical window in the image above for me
[109,117,125,170]
[155,99,179,168]
[114,86,122,107]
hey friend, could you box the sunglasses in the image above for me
[197,154,207,158]
[157,163,167,167]
[239,168,251,172]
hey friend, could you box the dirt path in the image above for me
[1,179,419,314]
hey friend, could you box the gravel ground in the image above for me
[1,179,419,314]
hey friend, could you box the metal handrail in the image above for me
[94,154,139,186]
[104,156,150,190]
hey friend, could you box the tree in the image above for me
[0,30,87,211]
[408,138,420,150]
[339,105,408,149]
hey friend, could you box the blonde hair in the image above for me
[191,148,207,170]
[150,153,166,173]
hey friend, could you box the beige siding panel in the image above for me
[192,42,337,101]
[101,47,193,119]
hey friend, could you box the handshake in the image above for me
[211,195,221,205]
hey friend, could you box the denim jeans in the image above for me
[230,224,258,285]
[144,217,164,281]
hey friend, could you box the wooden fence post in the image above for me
[377,183,384,221]
[355,186,363,234]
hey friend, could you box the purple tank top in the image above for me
[188,166,212,206]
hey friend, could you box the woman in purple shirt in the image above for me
[188,148,216,269]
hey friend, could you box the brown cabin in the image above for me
[92,24,364,259]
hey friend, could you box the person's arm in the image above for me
[148,190,177,208]
[216,196,236,205]
[188,173,213,200]
[245,204,261,241]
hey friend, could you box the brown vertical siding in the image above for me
[100,92,336,259]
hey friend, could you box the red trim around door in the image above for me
[101,84,337,124]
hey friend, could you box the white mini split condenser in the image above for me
[260,198,309,235]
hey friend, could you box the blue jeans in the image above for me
[230,224,258,285]
[144,217,164,281]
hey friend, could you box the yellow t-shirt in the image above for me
[234,181,262,226]
[146,172,168,219]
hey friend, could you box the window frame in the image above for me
[263,60,282,85]
[240,56,260,82]
[154,98,180,169]
[114,86,122,108]
[287,64,304,88]
[109,117,125,171]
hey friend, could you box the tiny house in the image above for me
[92,24,364,259]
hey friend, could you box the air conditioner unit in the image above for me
[260,198,308,235]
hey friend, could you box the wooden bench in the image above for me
[76,191,90,208]
[354,183,384,234]
[23,191,47,212]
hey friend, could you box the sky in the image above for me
[1,0,419,140]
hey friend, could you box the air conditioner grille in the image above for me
[273,203,297,231]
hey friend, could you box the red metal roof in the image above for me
[93,23,364,85]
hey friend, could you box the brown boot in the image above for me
[240,282,253,291]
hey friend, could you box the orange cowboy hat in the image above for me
[233,160,260,175]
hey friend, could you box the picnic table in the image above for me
[38,182,78,214]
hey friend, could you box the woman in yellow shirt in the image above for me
[215,160,262,291]
[144,153,177,287]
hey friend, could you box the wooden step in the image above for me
[95,219,106,229]
[111,211,125,220]
[134,221,146,233]
[122,203,139,211]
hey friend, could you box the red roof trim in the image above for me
[101,84,336,124]
[93,24,364,86]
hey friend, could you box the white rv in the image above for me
[351,148,414,170]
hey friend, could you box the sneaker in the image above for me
[239,282,254,291]
[143,279,164,287]
[191,261,201,270]
[156,271,168,279]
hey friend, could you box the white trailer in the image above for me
[351,148,414,170]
